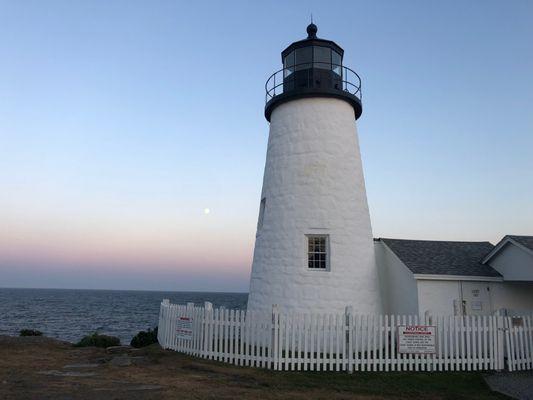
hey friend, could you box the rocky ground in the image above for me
[0,335,511,399]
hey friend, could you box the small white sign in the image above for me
[176,316,193,340]
[398,325,436,354]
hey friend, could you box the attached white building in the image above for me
[375,235,533,317]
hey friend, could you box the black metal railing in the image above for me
[265,63,362,104]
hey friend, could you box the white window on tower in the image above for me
[307,235,329,270]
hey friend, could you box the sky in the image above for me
[1,0,532,292]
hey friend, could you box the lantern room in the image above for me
[265,23,363,121]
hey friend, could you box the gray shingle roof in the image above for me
[380,238,502,277]
[508,236,533,252]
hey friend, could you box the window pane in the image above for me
[284,51,294,78]
[257,198,266,230]
[314,46,331,70]
[307,235,328,270]
[332,51,342,76]
[294,47,312,71]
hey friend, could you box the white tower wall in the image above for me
[248,97,382,315]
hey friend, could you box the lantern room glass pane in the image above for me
[313,46,331,70]
[332,51,342,76]
[294,47,312,71]
[284,51,295,78]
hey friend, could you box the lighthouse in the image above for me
[247,24,382,315]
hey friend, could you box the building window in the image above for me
[307,235,328,270]
[284,51,295,78]
[294,47,312,71]
[257,198,266,230]
[332,51,342,76]
[313,46,331,70]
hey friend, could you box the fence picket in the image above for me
[505,317,514,371]
[519,317,526,371]
[390,315,396,372]
[364,314,369,372]
[489,315,494,370]
[476,316,482,370]
[525,315,533,369]
[309,313,315,371]
[353,314,359,372]
[466,316,471,371]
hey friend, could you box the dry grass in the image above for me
[0,335,509,400]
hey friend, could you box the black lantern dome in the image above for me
[265,24,362,121]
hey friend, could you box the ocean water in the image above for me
[0,288,248,344]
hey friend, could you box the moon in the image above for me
[203,208,211,215]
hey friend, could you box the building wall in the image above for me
[417,280,533,316]
[374,240,533,317]
[247,98,382,315]
[487,243,533,281]
[374,241,418,315]
[417,280,461,316]
[490,282,533,312]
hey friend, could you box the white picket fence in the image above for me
[504,315,533,371]
[156,300,533,372]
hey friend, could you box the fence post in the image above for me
[203,302,213,358]
[497,315,505,371]
[159,299,170,347]
[345,306,354,373]
[272,304,279,370]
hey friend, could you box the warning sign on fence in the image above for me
[398,325,436,354]
[176,316,193,340]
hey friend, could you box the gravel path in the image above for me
[485,371,533,399]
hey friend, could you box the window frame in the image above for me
[257,198,266,231]
[313,46,332,70]
[306,234,330,271]
[283,51,295,78]
[332,50,342,76]
[294,47,312,71]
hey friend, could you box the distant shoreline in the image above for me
[0,287,249,294]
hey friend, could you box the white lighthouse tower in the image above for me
[247,24,382,315]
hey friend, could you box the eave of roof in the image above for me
[412,274,503,282]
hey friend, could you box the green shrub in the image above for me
[130,327,158,348]
[74,332,120,348]
[19,329,43,337]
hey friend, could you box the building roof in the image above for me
[380,238,502,278]
[508,236,533,252]
[482,235,533,264]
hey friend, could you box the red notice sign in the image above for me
[398,325,436,354]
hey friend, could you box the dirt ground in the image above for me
[0,335,509,400]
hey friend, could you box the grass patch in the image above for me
[158,350,508,399]
[254,370,509,399]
